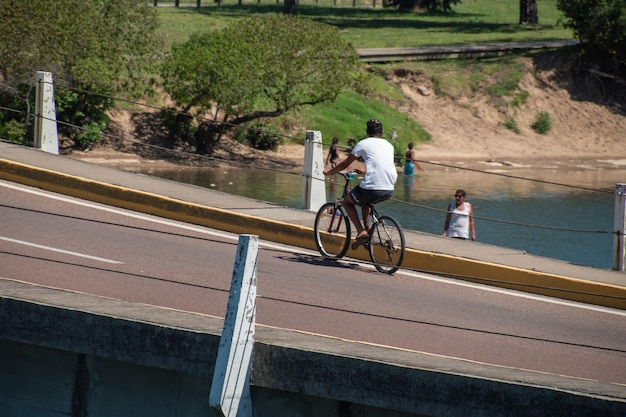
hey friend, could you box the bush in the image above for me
[504,115,521,134]
[245,123,282,151]
[531,111,552,134]
[0,85,32,145]
[557,0,626,65]
[0,119,28,145]
[511,90,530,108]
[52,87,112,150]
[71,120,107,150]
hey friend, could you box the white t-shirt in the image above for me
[351,137,398,191]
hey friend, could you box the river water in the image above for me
[139,162,625,270]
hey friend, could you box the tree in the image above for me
[557,0,626,60]
[0,0,163,148]
[161,15,361,154]
[283,0,298,16]
[519,0,539,24]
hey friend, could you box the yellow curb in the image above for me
[402,249,626,310]
[2,158,624,310]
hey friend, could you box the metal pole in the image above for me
[613,183,626,271]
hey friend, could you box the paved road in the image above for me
[3,179,626,385]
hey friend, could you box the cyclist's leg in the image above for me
[342,193,366,237]
[361,205,372,232]
[355,189,393,235]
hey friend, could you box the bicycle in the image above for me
[314,171,406,274]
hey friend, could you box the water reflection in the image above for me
[140,165,624,270]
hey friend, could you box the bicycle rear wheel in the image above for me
[314,202,351,259]
[369,215,405,274]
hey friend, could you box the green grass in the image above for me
[296,90,429,143]
[156,0,573,48]
[374,56,527,101]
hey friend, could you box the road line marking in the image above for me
[0,236,124,264]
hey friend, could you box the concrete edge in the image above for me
[2,277,625,415]
[1,158,625,311]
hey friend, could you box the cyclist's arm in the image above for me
[323,154,357,176]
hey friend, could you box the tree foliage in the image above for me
[557,0,626,60]
[161,14,361,154]
[0,0,163,148]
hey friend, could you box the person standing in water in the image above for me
[325,137,340,168]
[403,142,421,176]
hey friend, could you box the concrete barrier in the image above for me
[1,277,625,416]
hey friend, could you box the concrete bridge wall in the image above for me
[1,278,624,417]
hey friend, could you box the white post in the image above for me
[209,235,257,417]
[613,183,626,271]
[34,71,59,154]
[302,130,326,212]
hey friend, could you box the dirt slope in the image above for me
[390,56,625,167]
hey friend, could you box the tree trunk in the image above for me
[283,0,297,16]
[519,0,538,24]
[397,0,425,12]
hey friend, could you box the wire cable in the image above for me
[1,80,620,240]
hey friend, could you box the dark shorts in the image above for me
[349,185,393,207]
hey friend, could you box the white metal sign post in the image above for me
[209,235,258,417]
[613,183,626,271]
[302,130,326,212]
[34,71,59,154]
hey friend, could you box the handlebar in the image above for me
[339,171,357,181]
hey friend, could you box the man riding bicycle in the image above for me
[323,119,398,249]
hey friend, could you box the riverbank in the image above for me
[70,140,626,176]
[70,55,626,176]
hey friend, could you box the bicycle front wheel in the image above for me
[314,202,351,259]
[369,215,405,274]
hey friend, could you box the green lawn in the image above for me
[156,0,573,48]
